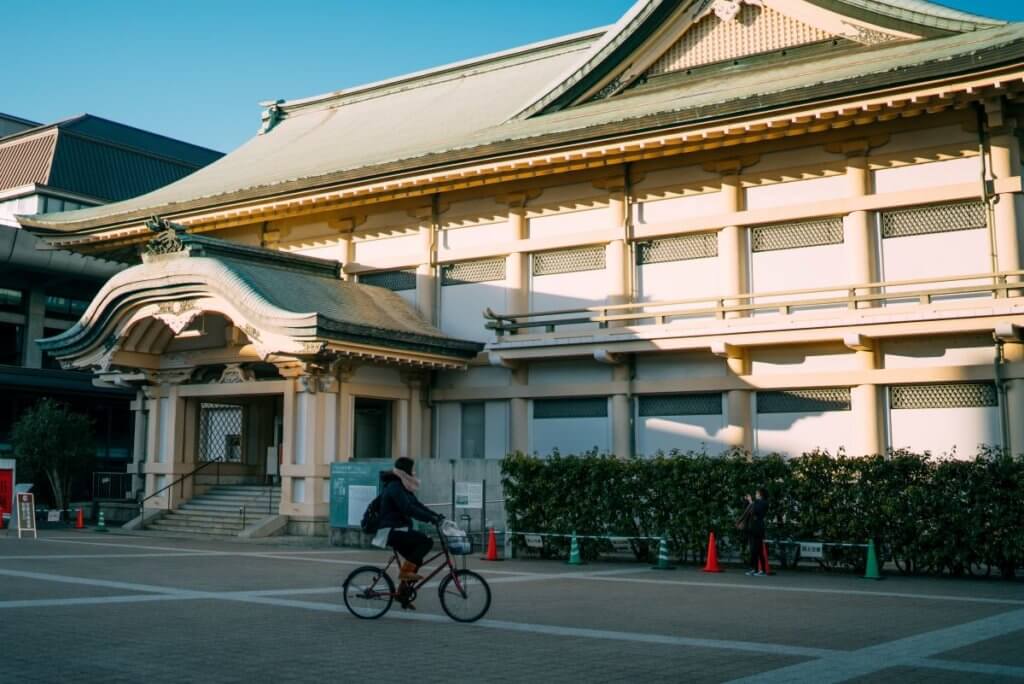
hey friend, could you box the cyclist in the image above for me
[372,457,443,585]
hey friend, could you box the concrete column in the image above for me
[407,379,424,459]
[338,235,355,281]
[605,239,629,306]
[506,205,530,319]
[394,398,410,458]
[509,365,529,455]
[719,174,748,319]
[22,287,45,368]
[844,155,879,308]
[610,364,632,458]
[850,346,884,456]
[720,348,752,450]
[1003,342,1024,455]
[990,130,1022,278]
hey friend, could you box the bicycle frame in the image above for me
[374,523,469,598]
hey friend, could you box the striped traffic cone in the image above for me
[567,532,583,566]
[652,535,674,570]
[863,539,883,580]
[95,510,108,533]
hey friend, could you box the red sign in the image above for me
[0,469,11,523]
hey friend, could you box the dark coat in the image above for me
[749,498,768,534]
[378,473,439,530]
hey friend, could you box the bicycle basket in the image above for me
[446,534,472,555]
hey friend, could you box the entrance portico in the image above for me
[39,220,482,534]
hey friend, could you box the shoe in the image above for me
[754,571,765,576]
[399,561,423,583]
[745,570,756,576]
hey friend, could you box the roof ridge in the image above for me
[273,26,607,115]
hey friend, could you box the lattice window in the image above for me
[636,233,718,265]
[533,246,606,276]
[534,398,608,419]
[890,383,997,410]
[359,269,417,292]
[757,388,851,414]
[751,217,844,252]
[638,393,722,417]
[441,258,506,286]
[198,402,243,462]
[646,4,833,76]
[881,201,986,239]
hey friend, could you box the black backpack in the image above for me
[360,495,382,534]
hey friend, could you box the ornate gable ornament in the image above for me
[144,216,187,256]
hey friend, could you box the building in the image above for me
[1,113,222,494]
[19,0,1024,535]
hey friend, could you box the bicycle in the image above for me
[342,520,492,623]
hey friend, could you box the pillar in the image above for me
[416,219,437,324]
[605,186,631,307]
[719,174,748,319]
[1002,342,1024,455]
[848,340,884,456]
[505,201,530,320]
[610,364,632,458]
[843,154,879,308]
[509,366,529,455]
[988,112,1022,278]
[22,287,45,368]
[719,345,752,450]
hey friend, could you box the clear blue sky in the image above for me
[6,1,1023,153]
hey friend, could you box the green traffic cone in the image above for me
[567,532,583,566]
[95,510,108,533]
[652,535,674,570]
[863,539,882,580]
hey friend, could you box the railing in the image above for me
[92,472,133,500]
[137,457,225,529]
[484,270,1024,336]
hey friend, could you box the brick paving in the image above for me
[1,531,1022,683]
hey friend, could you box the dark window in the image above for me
[460,402,485,459]
[45,295,90,319]
[0,322,23,366]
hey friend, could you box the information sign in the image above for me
[17,492,36,539]
[0,463,12,528]
[328,460,392,528]
[46,510,62,523]
[454,481,483,510]
[524,534,544,549]
[799,542,823,560]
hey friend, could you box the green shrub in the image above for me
[501,449,1024,577]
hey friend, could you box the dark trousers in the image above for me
[749,530,767,572]
[388,529,433,566]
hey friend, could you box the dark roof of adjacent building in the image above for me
[0,114,223,203]
[17,0,1020,235]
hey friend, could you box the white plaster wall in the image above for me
[634,192,722,224]
[755,410,856,457]
[631,163,717,196]
[353,232,422,264]
[873,157,980,194]
[634,353,726,380]
[291,242,346,261]
[889,406,1001,458]
[530,360,612,384]
[883,336,994,369]
[636,414,727,456]
[440,280,507,343]
[528,207,606,239]
[751,243,847,310]
[351,365,403,385]
[531,415,611,456]
[440,221,512,252]
[636,252,724,313]
[484,401,509,459]
[745,175,848,210]
[881,227,990,296]
[750,344,859,374]
[292,478,306,504]
[0,195,40,226]
[530,268,608,317]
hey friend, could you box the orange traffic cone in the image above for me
[75,508,84,530]
[702,532,723,573]
[481,527,502,561]
[761,541,774,575]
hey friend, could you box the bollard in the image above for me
[95,510,108,533]
[652,535,674,570]
[567,532,583,566]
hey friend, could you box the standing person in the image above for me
[744,488,769,576]
[372,457,443,584]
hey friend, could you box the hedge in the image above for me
[500,448,1024,578]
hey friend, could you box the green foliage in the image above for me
[501,449,1024,576]
[10,398,96,510]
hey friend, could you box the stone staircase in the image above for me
[145,485,281,537]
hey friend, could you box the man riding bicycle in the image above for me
[371,457,443,584]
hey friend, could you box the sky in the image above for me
[5,1,1024,154]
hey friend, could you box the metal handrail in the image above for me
[484,269,1024,334]
[137,457,225,528]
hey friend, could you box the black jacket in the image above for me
[378,473,439,530]
[749,498,768,534]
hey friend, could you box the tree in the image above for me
[10,399,96,510]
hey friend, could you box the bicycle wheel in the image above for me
[343,566,394,619]
[438,569,491,623]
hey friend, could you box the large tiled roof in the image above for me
[18,0,1020,235]
[0,114,222,202]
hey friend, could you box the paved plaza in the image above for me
[0,531,1022,683]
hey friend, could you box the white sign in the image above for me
[800,542,823,559]
[46,510,62,522]
[524,534,544,549]
[347,485,377,528]
[454,481,483,510]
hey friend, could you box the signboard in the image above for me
[17,492,36,539]
[800,542,823,560]
[524,534,544,549]
[46,510,62,523]
[0,463,12,528]
[454,481,483,510]
[328,460,392,528]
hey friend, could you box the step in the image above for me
[165,511,249,524]
[191,492,281,502]
[148,519,244,533]
[146,523,242,536]
[180,503,279,514]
